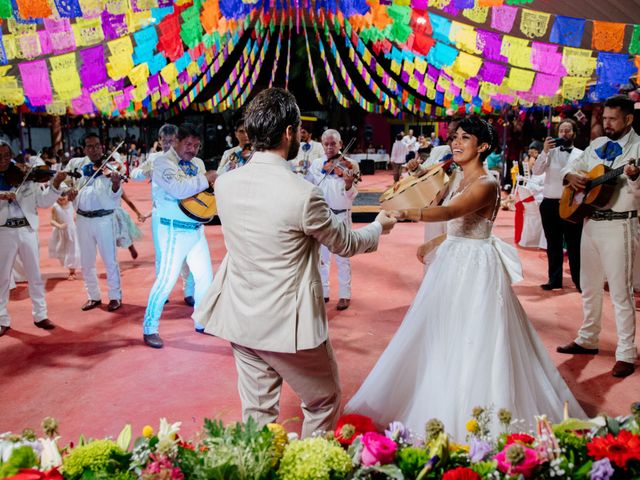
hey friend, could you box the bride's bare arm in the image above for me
[399,179,497,223]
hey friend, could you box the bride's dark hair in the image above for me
[457,117,498,161]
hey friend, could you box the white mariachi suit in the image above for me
[142,148,213,335]
[70,158,123,303]
[290,140,324,183]
[130,152,195,298]
[561,130,640,363]
[310,156,358,299]
[0,174,61,327]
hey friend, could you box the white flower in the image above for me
[158,418,181,443]
[39,437,62,470]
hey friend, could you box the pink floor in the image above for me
[1,170,637,442]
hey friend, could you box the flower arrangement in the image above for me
[1,402,640,479]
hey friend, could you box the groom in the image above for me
[193,88,397,437]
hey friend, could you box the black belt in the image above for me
[330,208,349,214]
[589,210,638,221]
[3,217,29,228]
[77,209,114,218]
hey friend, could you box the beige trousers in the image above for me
[576,217,638,363]
[231,340,341,438]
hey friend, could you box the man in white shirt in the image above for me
[390,133,408,183]
[0,142,68,336]
[533,119,583,292]
[557,95,640,378]
[68,133,124,313]
[402,128,417,152]
[217,120,252,175]
[130,124,196,307]
[309,129,359,311]
[290,125,324,182]
[142,123,218,349]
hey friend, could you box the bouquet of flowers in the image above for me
[2,402,640,479]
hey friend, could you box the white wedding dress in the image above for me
[346,177,585,441]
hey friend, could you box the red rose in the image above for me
[506,433,536,446]
[442,466,481,480]
[587,430,640,468]
[334,413,377,445]
[6,468,63,480]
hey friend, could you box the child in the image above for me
[49,194,80,279]
[115,189,145,259]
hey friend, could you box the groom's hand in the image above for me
[375,210,397,234]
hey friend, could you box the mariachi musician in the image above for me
[309,129,360,311]
[141,123,217,349]
[65,133,124,313]
[217,120,252,175]
[0,140,69,336]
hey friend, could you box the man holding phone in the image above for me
[532,119,583,292]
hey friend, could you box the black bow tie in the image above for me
[560,146,573,153]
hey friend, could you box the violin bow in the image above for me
[318,137,357,186]
[13,164,36,198]
[76,141,125,193]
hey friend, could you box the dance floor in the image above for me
[1,170,637,442]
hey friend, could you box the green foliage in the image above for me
[61,439,131,480]
[351,464,404,479]
[277,437,352,480]
[396,446,429,478]
[178,417,275,480]
[0,445,38,477]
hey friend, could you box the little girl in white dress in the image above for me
[49,195,80,279]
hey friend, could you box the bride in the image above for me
[345,117,585,440]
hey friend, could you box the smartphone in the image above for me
[552,137,567,148]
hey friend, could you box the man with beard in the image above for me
[193,88,397,436]
[533,119,583,292]
[309,129,360,311]
[557,95,640,378]
[141,124,218,349]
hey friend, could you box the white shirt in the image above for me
[532,146,583,199]
[152,148,208,222]
[413,145,452,176]
[561,129,640,213]
[71,157,123,212]
[402,135,417,152]
[309,156,358,211]
[130,151,161,181]
[390,140,408,164]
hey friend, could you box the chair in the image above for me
[516,184,546,249]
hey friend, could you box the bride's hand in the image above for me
[417,243,429,264]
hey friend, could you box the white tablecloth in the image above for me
[349,153,390,164]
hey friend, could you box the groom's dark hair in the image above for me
[244,88,301,151]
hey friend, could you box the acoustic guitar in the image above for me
[559,160,635,223]
[179,187,217,223]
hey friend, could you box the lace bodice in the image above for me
[446,175,500,240]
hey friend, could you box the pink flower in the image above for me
[360,432,397,466]
[494,444,540,479]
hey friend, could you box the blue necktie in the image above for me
[82,163,101,177]
[179,159,198,176]
[595,141,623,165]
[0,173,10,191]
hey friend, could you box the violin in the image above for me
[321,153,362,184]
[4,163,80,187]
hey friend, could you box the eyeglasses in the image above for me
[85,143,102,150]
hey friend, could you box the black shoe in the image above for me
[195,327,205,334]
[81,299,102,311]
[107,299,122,312]
[540,283,562,291]
[0,326,10,337]
[184,296,195,307]
[612,361,635,378]
[143,333,164,349]
[557,341,599,355]
[324,297,329,303]
[34,319,56,330]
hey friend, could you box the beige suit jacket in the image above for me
[193,151,382,353]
